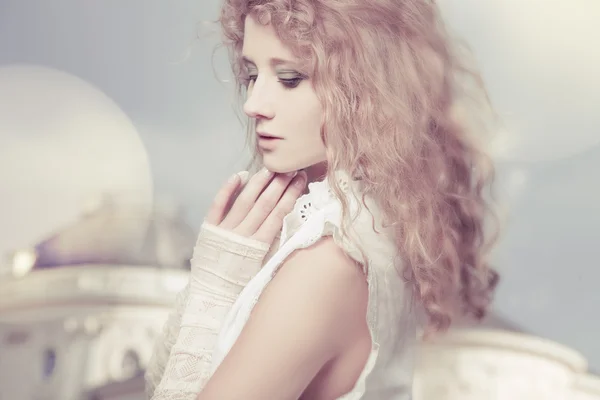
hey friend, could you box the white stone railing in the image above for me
[0,266,188,400]
[0,265,187,318]
[572,373,600,399]
[413,329,588,400]
[3,267,599,400]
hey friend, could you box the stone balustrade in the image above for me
[413,329,589,400]
[573,373,600,399]
[1,266,599,400]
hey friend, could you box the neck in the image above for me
[303,162,328,184]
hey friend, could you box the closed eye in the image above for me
[240,74,305,89]
[279,77,303,89]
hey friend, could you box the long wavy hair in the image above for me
[218,0,500,334]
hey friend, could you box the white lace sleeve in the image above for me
[146,223,269,400]
[145,283,190,398]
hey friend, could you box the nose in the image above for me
[243,78,275,120]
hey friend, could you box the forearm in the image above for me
[151,280,243,398]
[145,283,189,398]
[147,223,268,400]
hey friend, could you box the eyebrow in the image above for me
[242,55,298,68]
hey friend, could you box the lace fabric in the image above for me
[145,284,189,398]
[146,222,270,400]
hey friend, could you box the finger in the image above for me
[235,172,297,235]
[223,171,250,215]
[220,168,275,229]
[205,172,246,225]
[253,171,307,243]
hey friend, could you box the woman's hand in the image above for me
[205,168,307,245]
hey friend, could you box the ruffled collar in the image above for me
[280,170,357,244]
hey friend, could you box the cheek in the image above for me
[283,89,325,151]
[305,103,324,144]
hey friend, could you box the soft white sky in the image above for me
[0,0,599,370]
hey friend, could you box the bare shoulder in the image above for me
[283,235,368,290]
[255,235,370,358]
[198,236,370,400]
[272,236,370,327]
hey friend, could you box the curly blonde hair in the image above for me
[219,0,500,334]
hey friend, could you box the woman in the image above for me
[146,0,499,399]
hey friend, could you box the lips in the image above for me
[256,131,282,140]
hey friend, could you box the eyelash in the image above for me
[243,75,304,89]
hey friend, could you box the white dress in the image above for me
[147,171,417,399]
[210,171,417,399]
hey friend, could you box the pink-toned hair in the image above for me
[219,0,499,334]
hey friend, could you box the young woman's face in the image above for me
[242,14,327,174]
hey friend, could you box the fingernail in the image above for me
[294,174,307,187]
[228,173,239,183]
[263,167,274,178]
[237,171,249,184]
[285,171,298,178]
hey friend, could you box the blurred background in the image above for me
[0,0,599,399]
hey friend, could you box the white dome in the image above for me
[0,64,153,267]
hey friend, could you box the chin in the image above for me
[261,149,327,173]
[261,157,301,174]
